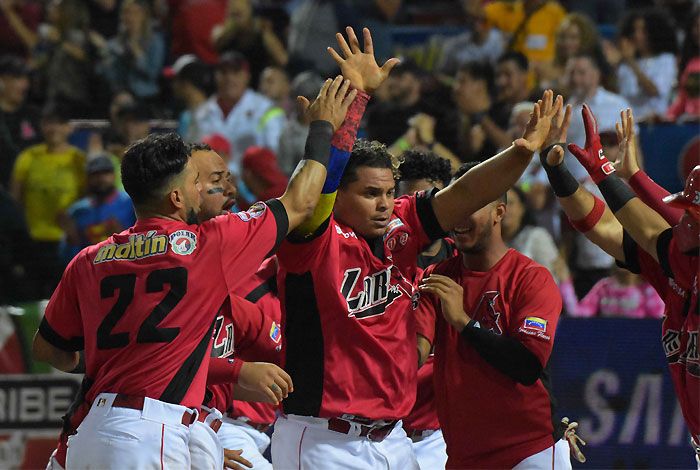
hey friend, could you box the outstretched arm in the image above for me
[293,27,398,237]
[430,90,562,231]
[568,107,670,262]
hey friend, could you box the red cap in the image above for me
[202,134,231,157]
[242,146,288,191]
[663,165,700,219]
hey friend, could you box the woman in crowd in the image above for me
[666,9,700,121]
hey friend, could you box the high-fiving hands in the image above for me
[513,90,565,154]
[567,104,616,183]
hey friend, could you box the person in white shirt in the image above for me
[564,53,632,182]
[604,9,678,120]
[191,51,286,174]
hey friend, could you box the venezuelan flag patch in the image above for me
[523,317,547,332]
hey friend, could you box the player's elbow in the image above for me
[31,332,77,372]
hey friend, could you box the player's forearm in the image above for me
[628,170,684,225]
[433,144,532,231]
[278,121,333,232]
[460,325,542,385]
[207,357,245,385]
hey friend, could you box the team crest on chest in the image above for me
[340,267,403,319]
[169,230,197,255]
[471,291,503,334]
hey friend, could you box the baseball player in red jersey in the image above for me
[272,26,564,469]
[415,162,570,469]
[31,77,356,468]
[539,104,699,465]
[396,150,454,469]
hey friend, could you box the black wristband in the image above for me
[598,174,635,213]
[304,120,334,167]
[539,145,580,198]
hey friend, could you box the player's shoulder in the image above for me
[425,253,461,277]
[508,249,555,282]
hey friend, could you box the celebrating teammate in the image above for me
[270,25,564,469]
[31,74,356,468]
[539,104,699,464]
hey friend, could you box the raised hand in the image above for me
[514,90,564,154]
[327,27,400,93]
[542,99,572,167]
[613,108,641,180]
[297,75,357,131]
[567,104,616,184]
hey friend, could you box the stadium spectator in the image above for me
[437,1,504,75]
[557,263,665,318]
[100,0,166,103]
[0,187,32,303]
[0,55,39,189]
[32,0,103,117]
[212,0,288,88]
[258,65,292,115]
[10,105,85,298]
[60,155,135,263]
[277,70,324,175]
[501,185,560,280]
[538,12,609,94]
[168,54,214,142]
[86,0,121,39]
[666,10,700,121]
[564,53,631,181]
[604,9,678,120]
[191,51,286,173]
[168,0,226,64]
[239,146,288,209]
[478,0,566,70]
[0,0,43,57]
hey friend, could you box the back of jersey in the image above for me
[40,203,287,409]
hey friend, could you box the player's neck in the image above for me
[460,239,509,272]
[135,206,188,224]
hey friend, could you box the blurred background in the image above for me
[0,0,698,467]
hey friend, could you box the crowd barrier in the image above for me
[0,303,695,468]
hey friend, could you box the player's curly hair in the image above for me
[122,132,189,206]
[397,150,452,187]
[340,139,401,187]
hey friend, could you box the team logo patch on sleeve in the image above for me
[169,230,197,256]
[523,317,547,332]
[236,202,267,221]
[269,322,281,343]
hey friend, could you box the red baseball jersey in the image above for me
[622,230,699,442]
[401,355,439,431]
[205,293,282,414]
[39,201,287,409]
[415,249,562,468]
[277,192,444,420]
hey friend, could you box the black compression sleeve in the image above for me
[539,144,579,198]
[598,175,636,213]
[303,120,334,167]
[460,325,543,385]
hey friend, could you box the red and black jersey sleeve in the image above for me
[509,266,562,367]
[210,199,289,290]
[394,188,447,248]
[277,217,334,274]
[618,230,669,297]
[39,253,85,351]
[414,266,440,345]
[230,295,281,364]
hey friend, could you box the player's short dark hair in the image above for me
[340,139,395,188]
[186,142,212,154]
[122,132,190,206]
[452,161,507,204]
[497,51,529,72]
[398,150,452,187]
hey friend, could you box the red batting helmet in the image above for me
[664,165,700,220]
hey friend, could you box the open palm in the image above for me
[327,27,400,93]
[514,90,563,153]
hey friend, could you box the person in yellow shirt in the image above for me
[10,104,85,297]
[481,0,566,81]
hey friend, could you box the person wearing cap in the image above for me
[60,155,135,263]
[0,55,40,189]
[10,104,85,298]
[191,50,286,174]
[168,55,213,142]
[539,104,699,465]
[239,146,289,209]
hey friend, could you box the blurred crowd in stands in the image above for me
[1,0,698,318]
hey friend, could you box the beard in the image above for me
[185,207,199,225]
[90,185,115,200]
[456,222,493,255]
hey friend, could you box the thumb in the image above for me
[546,145,565,166]
[380,57,401,75]
[567,143,587,161]
[296,96,310,114]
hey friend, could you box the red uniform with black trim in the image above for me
[40,201,287,410]
[623,232,699,443]
[277,191,444,420]
[414,249,562,469]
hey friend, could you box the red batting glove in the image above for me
[567,104,616,184]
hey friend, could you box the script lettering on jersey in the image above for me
[94,231,168,264]
[340,267,402,319]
